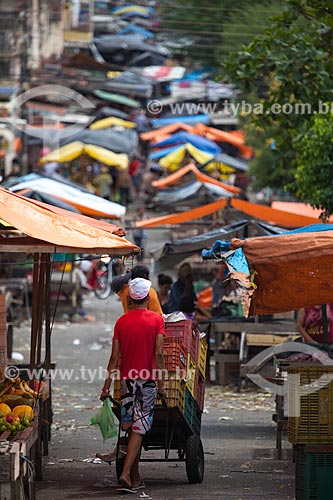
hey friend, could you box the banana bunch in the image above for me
[8,380,38,400]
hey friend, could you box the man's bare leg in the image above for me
[119,429,143,488]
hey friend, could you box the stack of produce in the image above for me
[0,377,37,436]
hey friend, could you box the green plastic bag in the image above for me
[90,398,117,441]
[113,191,121,203]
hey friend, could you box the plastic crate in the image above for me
[186,353,196,397]
[295,445,333,500]
[184,388,196,428]
[192,402,202,436]
[184,388,202,434]
[164,320,199,362]
[164,337,187,373]
[288,366,333,444]
[194,371,205,411]
[198,338,208,377]
[157,374,186,413]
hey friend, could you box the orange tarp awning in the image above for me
[152,163,241,195]
[0,188,138,255]
[136,197,321,229]
[232,198,321,228]
[135,199,228,228]
[140,122,194,142]
[271,201,332,222]
[193,124,254,159]
[231,230,333,315]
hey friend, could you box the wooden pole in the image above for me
[30,253,40,371]
[322,304,329,344]
[36,254,46,365]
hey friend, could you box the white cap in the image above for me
[128,278,151,300]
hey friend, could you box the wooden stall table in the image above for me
[0,418,39,499]
[209,319,299,386]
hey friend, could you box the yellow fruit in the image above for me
[0,403,11,416]
[11,405,34,421]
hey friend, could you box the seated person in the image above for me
[297,304,333,344]
[178,296,211,327]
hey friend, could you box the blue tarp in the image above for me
[118,25,154,39]
[202,223,333,276]
[151,115,210,128]
[154,132,221,155]
[282,223,333,235]
[149,145,178,160]
[120,11,151,19]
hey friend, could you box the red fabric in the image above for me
[129,160,141,176]
[304,304,333,344]
[114,309,165,379]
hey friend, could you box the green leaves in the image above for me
[220,0,333,199]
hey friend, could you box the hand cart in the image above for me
[111,395,204,484]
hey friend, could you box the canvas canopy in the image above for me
[159,144,214,169]
[154,132,221,156]
[90,117,136,130]
[135,197,322,229]
[93,89,140,108]
[152,181,233,207]
[193,124,254,160]
[0,187,138,255]
[140,122,194,142]
[39,141,128,170]
[6,174,126,219]
[152,163,241,195]
[60,129,138,156]
[151,220,248,272]
[95,106,130,120]
[151,115,210,128]
[221,225,333,316]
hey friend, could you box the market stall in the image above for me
[0,187,138,498]
[210,224,333,495]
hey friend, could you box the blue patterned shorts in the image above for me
[120,379,156,435]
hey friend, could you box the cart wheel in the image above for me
[116,454,126,482]
[178,449,185,460]
[185,435,204,484]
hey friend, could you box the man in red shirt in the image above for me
[101,278,166,492]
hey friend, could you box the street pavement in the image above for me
[12,292,295,500]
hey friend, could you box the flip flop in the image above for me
[116,487,137,494]
[133,482,146,491]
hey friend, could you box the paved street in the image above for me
[12,293,294,500]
